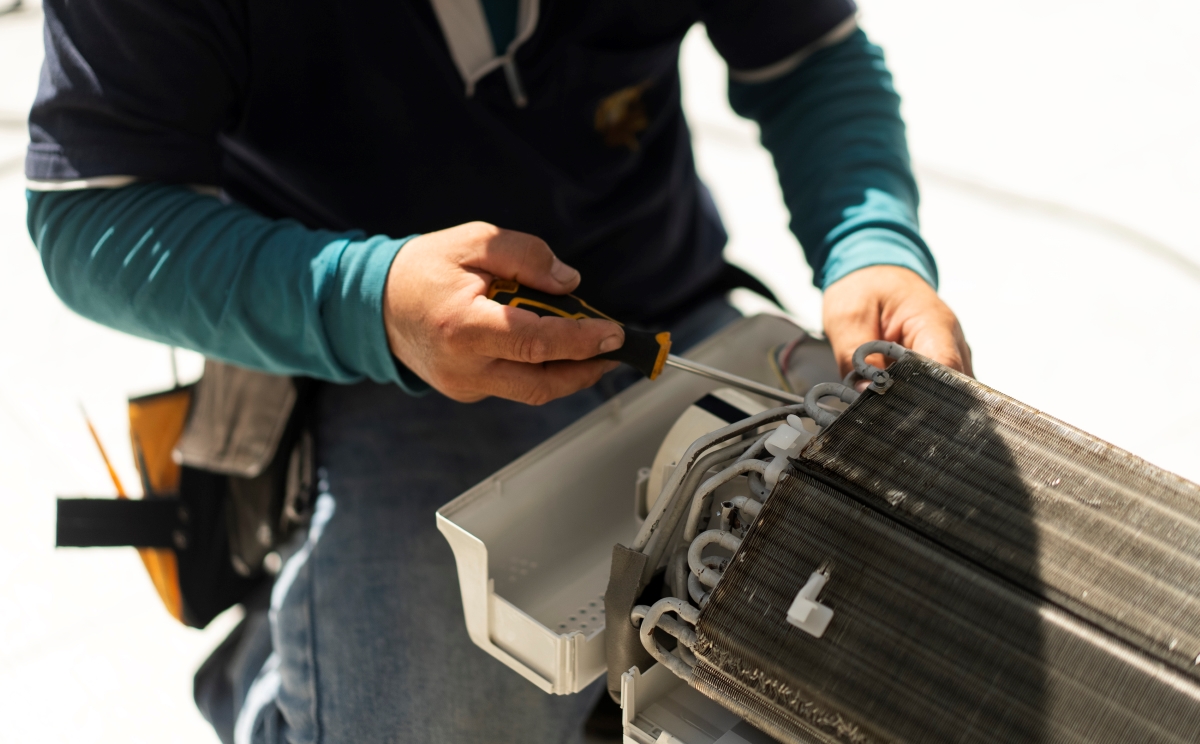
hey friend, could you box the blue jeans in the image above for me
[208,298,742,744]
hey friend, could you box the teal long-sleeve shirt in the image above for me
[28,184,423,389]
[27,28,935,390]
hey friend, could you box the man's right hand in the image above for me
[382,222,624,405]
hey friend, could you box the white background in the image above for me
[1,0,1197,740]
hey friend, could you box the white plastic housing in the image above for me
[436,315,827,694]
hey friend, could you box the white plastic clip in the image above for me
[786,570,834,638]
[763,415,816,489]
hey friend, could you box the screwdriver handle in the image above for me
[487,279,672,379]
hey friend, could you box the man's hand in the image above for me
[823,265,972,379]
[383,222,624,404]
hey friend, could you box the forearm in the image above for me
[730,28,937,290]
[28,183,424,390]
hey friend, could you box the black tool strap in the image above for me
[704,263,783,309]
[56,497,186,549]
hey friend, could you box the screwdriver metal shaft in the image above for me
[665,355,806,405]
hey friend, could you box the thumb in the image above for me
[828,320,884,379]
[823,291,884,378]
[459,223,580,295]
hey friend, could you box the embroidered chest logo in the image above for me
[594,82,650,151]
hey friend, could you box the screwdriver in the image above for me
[487,280,806,405]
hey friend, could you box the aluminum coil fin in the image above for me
[805,354,1200,678]
[691,353,1200,743]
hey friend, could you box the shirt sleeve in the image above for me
[28,184,429,393]
[702,0,938,290]
[26,0,246,182]
[728,28,937,289]
[700,0,857,75]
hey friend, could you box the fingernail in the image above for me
[550,259,579,285]
[599,334,623,353]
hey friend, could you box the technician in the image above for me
[26,0,970,742]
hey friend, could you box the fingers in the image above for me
[909,321,974,377]
[440,359,619,406]
[910,330,967,375]
[823,284,883,377]
[453,222,581,295]
[455,297,624,363]
[822,265,974,379]
[829,319,883,378]
[489,359,619,405]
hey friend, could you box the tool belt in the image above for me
[56,361,315,628]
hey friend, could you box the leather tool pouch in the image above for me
[176,360,316,579]
[56,360,316,628]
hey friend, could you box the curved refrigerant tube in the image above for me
[689,530,743,589]
[678,641,698,668]
[687,556,728,607]
[852,340,909,393]
[717,499,762,535]
[637,597,701,682]
[635,439,746,556]
[736,431,772,464]
[668,546,690,603]
[747,470,771,500]
[683,459,769,542]
[632,404,806,553]
[639,438,752,587]
[688,571,709,606]
[631,604,648,625]
[804,382,860,429]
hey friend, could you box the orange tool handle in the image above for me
[487,279,672,379]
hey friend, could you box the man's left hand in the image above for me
[822,265,973,380]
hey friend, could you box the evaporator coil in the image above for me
[613,343,1200,743]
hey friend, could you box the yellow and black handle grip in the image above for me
[488,279,672,379]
